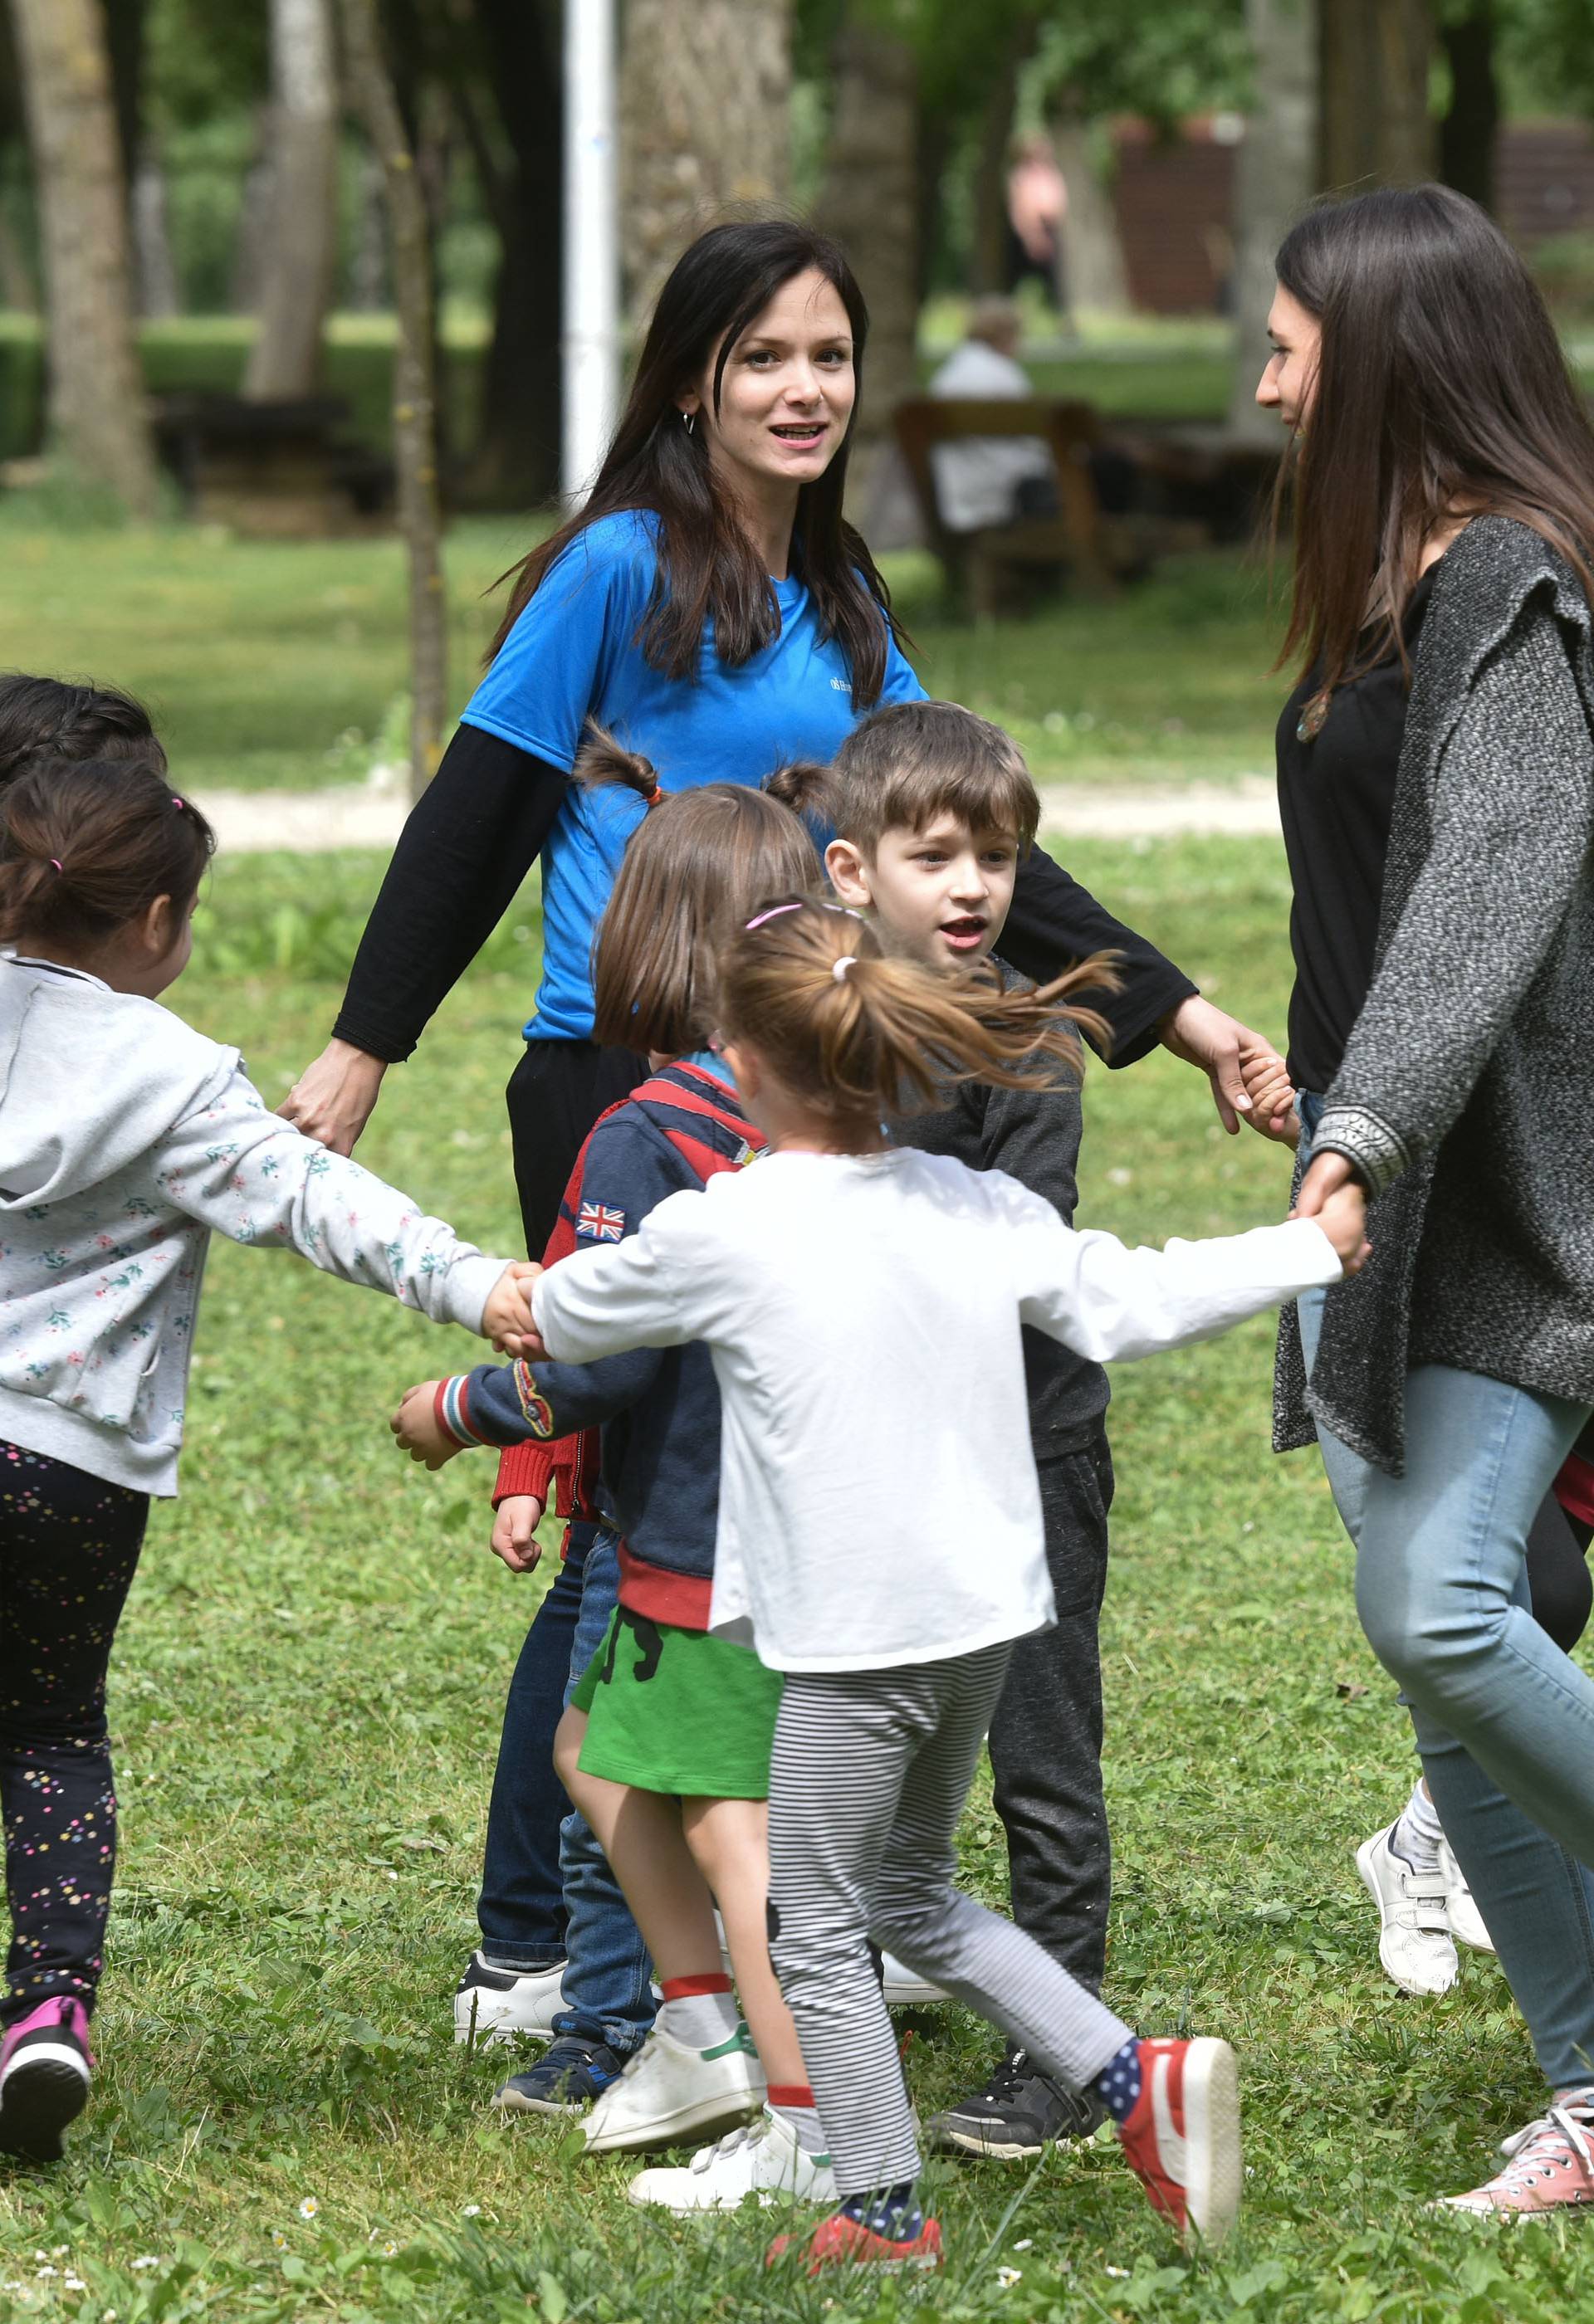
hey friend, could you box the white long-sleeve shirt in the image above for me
[532,1147,1342,1672]
[928,339,1054,533]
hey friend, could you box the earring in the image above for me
[681,409,697,437]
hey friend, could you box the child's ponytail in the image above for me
[574,724,666,808]
[717,896,1119,1125]
[0,759,214,954]
[761,759,836,824]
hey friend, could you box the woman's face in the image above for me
[681,267,857,504]
[1255,284,1322,431]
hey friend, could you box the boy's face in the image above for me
[825,813,1021,970]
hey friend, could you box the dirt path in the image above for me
[196,771,1283,854]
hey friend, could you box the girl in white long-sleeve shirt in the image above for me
[0,757,527,2160]
[493,895,1367,2278]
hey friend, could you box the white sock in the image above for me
[656,1981,740,2049]
[1391,1779,1445,1870]
[769,2085,829,2156]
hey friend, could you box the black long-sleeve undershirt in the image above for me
[331,723,1198,1066]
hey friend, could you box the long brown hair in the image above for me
[579,732,819,1055]
[0,759,213,954]
[1272,184,1594,696]
[487,220,904,710]
[716,896,1117,1131]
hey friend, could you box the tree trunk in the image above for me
[244,0,340,401]
[12,0,159,515]
[1438,0,1499,214]
[1051,115,1131,318]
[1319,0,1435,192]
[458,0,561,510]
[133,141,181,319]
[619,0,791,333]
[338,0,447,803]
[968,39,1029,297]
[814,17,917,517]
[1226,0,1316,443]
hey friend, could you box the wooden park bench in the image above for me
[892,394,1112,617]
[150,393,394,537]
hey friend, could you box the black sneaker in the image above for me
[926,2044,1106,2160]
[491,2035,628,2116]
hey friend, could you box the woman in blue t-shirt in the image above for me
[282,217,1272,2094]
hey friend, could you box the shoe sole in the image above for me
[1355,1836,1458,1997]
[925,2119,1043,2160]
[0,2049,90,2162]
[1181,2038,1241,2248]
[584,2084,765,2156]
[492,2086,594,2116]
[453,2008,558,2048]
[628,2172,838,2213]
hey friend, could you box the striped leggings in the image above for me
[766,1638,1132,2198]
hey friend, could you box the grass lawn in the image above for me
[0,836,1578,2323]
[0,512,1287,796]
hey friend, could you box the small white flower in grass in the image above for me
[51,2248,67,2259]
[461,2204,482,2217]
[271,2231,288,2249]
[297,2198,319,2220]
[64,2276,85,2291]
[997,2265,1023,2290]
[380,2241,398,2258]
[1105,2265,1130,2278]
[1013,2239,1033,2252]
[34,2268,56,2280]
[132,2258,161,2272]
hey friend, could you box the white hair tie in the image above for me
[832,954,856,984]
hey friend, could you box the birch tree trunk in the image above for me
[245,0,340,400]
[814,17,917,516]
[1227,0,1316,442]
[12,0,159,515]
[619,0,791,332]
[339,0,447,802]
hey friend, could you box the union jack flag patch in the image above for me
[577,1200,626,1243]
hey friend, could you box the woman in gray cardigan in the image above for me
[1253,187,1594,2215]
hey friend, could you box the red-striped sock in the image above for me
[768,2082,829,2158]
[657,1972,738,2049]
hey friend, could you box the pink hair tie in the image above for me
[171,797,185,810]
[49,858,62,874]
[745,901,806,932]
[642,784,665,808]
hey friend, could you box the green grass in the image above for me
[0,511,1287,794]
[0,836,1581,2322]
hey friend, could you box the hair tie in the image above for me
[49,858,62,874]
[745,901,806,932]
[171,796,185,811]
[642,784,664,808]
[832,954,856,983]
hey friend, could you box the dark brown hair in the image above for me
[580,732,819,1054]
[0,759,214,954]
[716,895,1116,1130]
[487,220,904,710]
[1272,184,1594,700]
[766,700,1040,855]
[0,674,166,787]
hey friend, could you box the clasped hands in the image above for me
[389,1259,549,1472]
[1233,1044,1372,1277]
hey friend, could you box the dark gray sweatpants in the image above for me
[766,1638,1132,2198]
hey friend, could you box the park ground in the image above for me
[0,505,1587,2322]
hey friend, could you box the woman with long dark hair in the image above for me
[282,217,1273,2122]
[1252,184,1594,2211]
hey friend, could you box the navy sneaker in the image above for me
[491,2035,628,2116]
[927,2043,1106,2160]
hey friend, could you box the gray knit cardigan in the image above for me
[1274,515,1594,1475]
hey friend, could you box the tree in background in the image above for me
[11,0,159,514]
[1319,0,1435,188]
[1227,0,1314,442]
[620,0,791,331]
[244,0,340,399]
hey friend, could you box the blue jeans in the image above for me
[477,1524,654,2058]
[1297,1099,1594,2091]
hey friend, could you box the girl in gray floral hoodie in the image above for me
[0,754,527,2161]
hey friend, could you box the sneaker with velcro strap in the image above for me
[927,2042,1106,2159]
[491,2034,627,2116]
[0,1995,92,2162]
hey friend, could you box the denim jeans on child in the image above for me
[1297,1095,1594,2091]
[477,1522,654,2058]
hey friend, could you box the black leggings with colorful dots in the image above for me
[0,1443,147,2025]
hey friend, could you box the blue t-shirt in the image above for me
[461,509,925,1041]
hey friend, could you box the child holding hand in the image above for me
[0,757,529,2160]
[486,896,1367,2273]
[394,758,837,2210]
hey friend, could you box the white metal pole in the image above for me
[563,0,620,507]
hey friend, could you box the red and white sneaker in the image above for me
[0,1996,92,2161]
[765,2210,944,2276]
[1117,2038,1241,2247]
[1439,2094,1594,2217]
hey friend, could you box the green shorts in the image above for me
[570,1606,783,1799]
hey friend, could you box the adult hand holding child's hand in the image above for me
[391,1380,461,1469]
[1293,1150,1371,1276]
[490,1495,545,1575]
[483,1261,545,1355]
[1237,1041,1298,1145]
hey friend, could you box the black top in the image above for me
[1276,568,1438,1094]
[331,724,1198,1067]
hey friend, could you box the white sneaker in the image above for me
[583,2023,765,2155]
[1439,1839,1497,1955]
[1356,1826,1457,1996]
[452,1951,566,2047]
[627,2106,838,2210]
[880,1951,949,2007]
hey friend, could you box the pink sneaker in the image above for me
[1440,2094,1594,2217]
[0,1996,92,2161]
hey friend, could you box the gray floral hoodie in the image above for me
[0,954,508,1496]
